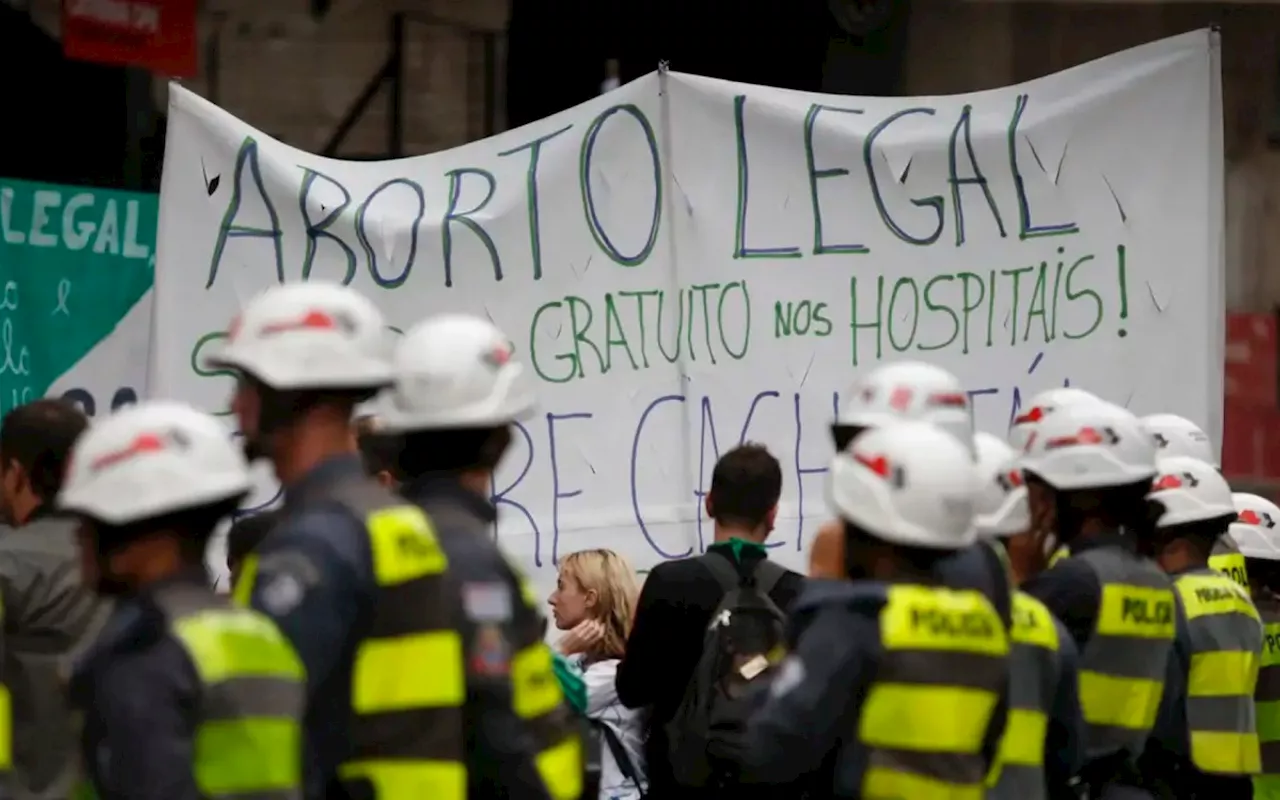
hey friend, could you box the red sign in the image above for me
[62,0,197,78]
[1225,311,1278,408]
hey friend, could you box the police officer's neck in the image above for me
[118,536,190,590]
[1061,517,1114,548]
[456,469,490,498]
[273,419,358,487]
[1156,539,1208,575]
[712,524,765,545]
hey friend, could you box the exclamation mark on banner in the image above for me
[1116,244,1128,338]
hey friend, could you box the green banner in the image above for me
[0,178,156,418]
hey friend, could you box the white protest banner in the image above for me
[154,30,1223,593]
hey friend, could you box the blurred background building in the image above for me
[3,0,1279,490]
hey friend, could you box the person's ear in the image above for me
[375,470,396,489]
[584,587,599,611]
[765,504,779,532]
[4,458,28,494]
[704,494,714,520]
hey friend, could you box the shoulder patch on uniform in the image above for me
[462,582,513,623]
[255,550,323,587]
[258,571,307,616]
[470,624,512,676]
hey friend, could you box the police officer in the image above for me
[60,401,305,800]
[1008,387,1104,451]
[1146,455,1261,798]
[1015,401,1178,799]
[1141,413,1247,589]
[214,282,471,800]
[378,313,581,799]
[1007,387,1105,572]
[972,431,1085,799]
[820,361,1013,626]
[736,420,1010,796]
[1229,492,1280,799]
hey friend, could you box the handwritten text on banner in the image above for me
[153,31,1224,591]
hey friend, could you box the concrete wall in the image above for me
[60,0,1266,310]
[903,2,1280,313]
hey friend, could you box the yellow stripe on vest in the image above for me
[863,765,986,800]
[999,708,1049,767]
[1178,573,1260,622]
[1190,651,1260,697]
[366,506,448,585]
[878,587,1006,656]
[172,611,305,683]
[338,759,466,800]
[194,717,301,794]
[1210,552,1250,591]
[352,631,465,714]
[231,556,258,607]
[1190,730,1261,775]
[512,644,562,720]
[861,684,1000,752]
[0,684,11,770]
[1079,671,1164,730]
[535,735,584,800]
[1095,584,1177,638]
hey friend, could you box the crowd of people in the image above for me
[0,277,1274,799]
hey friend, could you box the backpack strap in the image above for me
[751,559,788,599]
[701,552,744,593]
[590,719,647,798]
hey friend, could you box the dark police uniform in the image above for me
[71,570,304,800]
[735,578,1009,798]
[987,591,1085,800]
[1254,593,1280,800]
[1021,533,1179,796]
[399,474,582,800]
[234,456,576,800]
[1151,568,1262,799]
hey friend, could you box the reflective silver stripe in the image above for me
[1075,547,1176,759]
[989,594,1060,800]
[1177,569,1263,774]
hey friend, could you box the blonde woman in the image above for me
[549,549,648,799]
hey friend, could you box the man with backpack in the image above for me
[616,444,805,798]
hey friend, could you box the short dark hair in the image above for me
[398,427,512,478]
[0,399,89,502]
[708,443,782,529]
[226,509,280,567]
[354,416,402,479]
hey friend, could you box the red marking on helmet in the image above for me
[486,346,512,367]
[1045,427,1103,450]
[227,314,243,342]
[1014,406,1045,425]
[90,433,168,472]
[1239,509,1263,526]
[1005,469,1024,487]
[854,452,891,478]
[929,392,968,409]
[1152,474,1183,491]
[889,387,913,412]
[260,310,337,336]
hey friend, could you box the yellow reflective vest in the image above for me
[858,583,1010,800]
[1174,569,1263,775]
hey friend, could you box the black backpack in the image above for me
[665,555,789,788]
